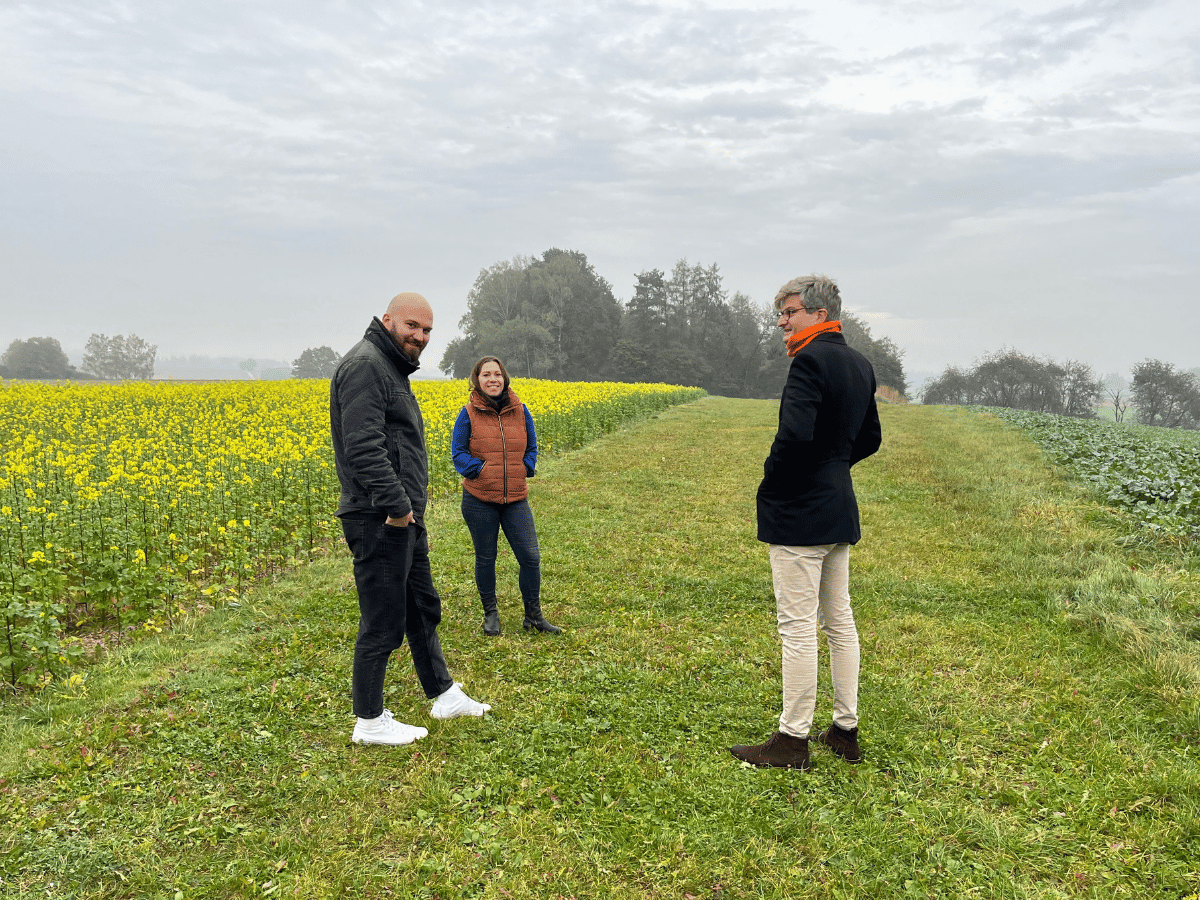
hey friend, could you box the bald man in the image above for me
[331,293,491,746]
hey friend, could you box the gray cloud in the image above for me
[2,0,1197,377]
[979,0,1149,76]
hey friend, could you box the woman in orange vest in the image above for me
[451,356,561,636]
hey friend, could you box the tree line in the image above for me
[1,335,341,381]
[438,248,907,398]
[922,350,1200,429]
[5,249,910,395]
[0,334,156,380]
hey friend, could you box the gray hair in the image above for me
[773,275,841,321]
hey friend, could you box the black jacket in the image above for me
[330,318,428,520]
[756,331,882,546]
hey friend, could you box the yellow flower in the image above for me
[1,376,703,665]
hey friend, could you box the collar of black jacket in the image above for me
[364,317,420,376]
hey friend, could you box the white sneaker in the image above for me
[431,682,492,719]
[352,709,428,745]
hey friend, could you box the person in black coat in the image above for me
[731,275,882,771]
[331,292,491,746]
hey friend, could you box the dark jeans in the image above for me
[341,513,453,719]
[460,491,541,608]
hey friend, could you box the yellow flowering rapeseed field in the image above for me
[0,377,704,687]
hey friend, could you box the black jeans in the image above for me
[341,513,453,718]
[460,491,541,607]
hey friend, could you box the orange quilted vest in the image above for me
[463,389,529,504]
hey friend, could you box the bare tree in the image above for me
[1101,373,1129,423]
[1109,388,1130,423]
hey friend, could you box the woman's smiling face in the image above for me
[479,361,505,398]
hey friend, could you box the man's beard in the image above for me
[387,323,425,360]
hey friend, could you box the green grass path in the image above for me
[2,399,1198,898]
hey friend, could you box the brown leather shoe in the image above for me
[729,731,810,770]
[814,723,862,763]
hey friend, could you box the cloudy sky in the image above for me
[2,0,1197,384]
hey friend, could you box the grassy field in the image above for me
[2,399,1198,898]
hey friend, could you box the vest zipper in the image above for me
[495,409,508,502]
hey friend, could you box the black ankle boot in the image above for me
[522,615,561,634]
[521,600,561,634]
[481,599,501,636]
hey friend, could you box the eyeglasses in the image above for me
[777,306,815,320]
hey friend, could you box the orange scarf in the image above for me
[786,320,842,357]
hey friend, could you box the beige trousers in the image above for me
[769,542,860,738]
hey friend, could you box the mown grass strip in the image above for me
[2,399,1198,899]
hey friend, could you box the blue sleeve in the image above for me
[523,406,538,477]
[451,408,484,479]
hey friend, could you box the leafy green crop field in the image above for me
[986,408,1200,541]
[2,400,1198,898]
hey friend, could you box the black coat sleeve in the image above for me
[850,389,882,466]
[333,357,412,519]
[761,352,822,491]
